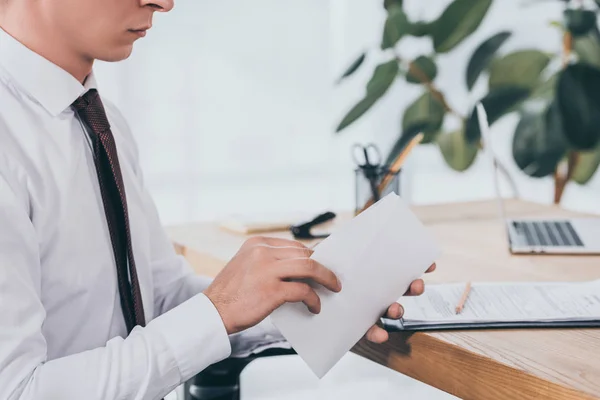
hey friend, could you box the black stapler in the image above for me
[290,211,336,240]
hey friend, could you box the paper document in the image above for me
[396,281,600,330]
[270,193,440,378]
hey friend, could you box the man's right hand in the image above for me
[203,236,341,335]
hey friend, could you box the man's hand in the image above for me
[204,236,436,341]
[204,237,341,335]
[364,263,436,344]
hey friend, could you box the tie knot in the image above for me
[72,89,111,133]
[72,89,100,111]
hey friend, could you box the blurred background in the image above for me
[93,0,600,398]
[94,0,600,227]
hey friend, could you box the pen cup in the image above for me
[354,166,401,215]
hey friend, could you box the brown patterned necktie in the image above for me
[72,89,146,334]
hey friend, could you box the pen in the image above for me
[455,281,472,314]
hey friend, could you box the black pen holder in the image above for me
[354,166,401,215]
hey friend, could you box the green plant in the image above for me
[336,0,600,204]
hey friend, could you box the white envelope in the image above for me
[270,193,441,378]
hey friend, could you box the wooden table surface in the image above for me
[166,199,600,400]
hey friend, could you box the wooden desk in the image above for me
[166,199,600,400]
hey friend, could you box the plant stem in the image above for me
[409,63,457,115]
[554,152,579,204]
[562,30,572,67]
[396,55,464,119]
[553,30,574,204]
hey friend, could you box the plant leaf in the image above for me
[336,60,399,132]
[432,0,493,53]
[512,101,567,178]
[408,21,433,37]
[488,50,551,90]
[437,129,479,172]
[337,53,366,84]
[564,9,597,37]
[401,91,445,139]
[530,72,559,101]
[365,60,399,94]
[556,63,600,149]
[572,146,600,184]
[406,56,438,84]
[466,31,512,91]
[465,86,531,143]
[335,97,380,134]
[573,27,600,69]
[382,6,410,50]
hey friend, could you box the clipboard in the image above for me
[379,281,600,332]
[381,318,600,332]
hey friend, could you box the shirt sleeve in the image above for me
[0,157,231,400]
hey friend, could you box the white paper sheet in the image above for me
[400,281,600,326]
[270,193,441,378]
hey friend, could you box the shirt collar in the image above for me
[0,26,98,117]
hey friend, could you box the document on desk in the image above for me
[386,280,600,331]
[270,193,441,378]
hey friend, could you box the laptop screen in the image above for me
[477,104,586,249]
[476,103,510,224]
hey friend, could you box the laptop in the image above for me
[476,103,600,255]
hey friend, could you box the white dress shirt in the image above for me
[0,27,279,400]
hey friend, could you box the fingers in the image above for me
[404,279,425,296]
[385,302,404,319]
[365,325,389,344]
[366,304,405,344]
[401,263,434,297]
[283,282,321,313]
[245,236,308,249]
[277,258,341,293]
[426,263,436,273]
[257,245,313,260]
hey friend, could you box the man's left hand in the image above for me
[365,262,436,344]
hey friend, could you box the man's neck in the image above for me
[0,5,93,84]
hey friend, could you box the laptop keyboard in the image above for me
[512,221,584,247]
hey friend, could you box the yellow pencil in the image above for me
[455,282,472,314]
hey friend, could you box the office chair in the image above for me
[185,347,296,400]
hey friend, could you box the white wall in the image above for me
[93,0,600,226]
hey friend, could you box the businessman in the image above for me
[0,0,435,399]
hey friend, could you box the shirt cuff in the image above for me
[147,293,232,382]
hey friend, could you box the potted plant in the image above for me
[336,0,600,204]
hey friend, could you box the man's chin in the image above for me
[97,45,134,63]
